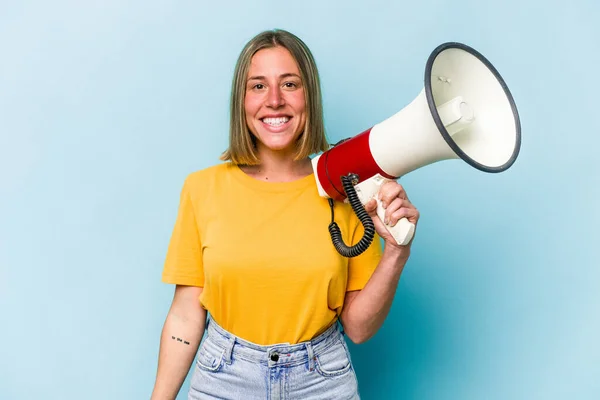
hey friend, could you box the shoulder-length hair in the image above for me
[220,29,329,165]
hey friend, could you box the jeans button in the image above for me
[270,354,279,362]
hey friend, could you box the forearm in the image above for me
[151,309,206,400]
[341,246,409,344]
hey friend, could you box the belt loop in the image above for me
[306,341,315,372]
[223,334,235,365]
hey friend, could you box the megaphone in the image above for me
[312,42,521,257]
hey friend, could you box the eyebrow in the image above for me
[247,73,301,81]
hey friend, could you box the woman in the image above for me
[151,29,419,400]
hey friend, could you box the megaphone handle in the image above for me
[374,197,415,246]
[354,174,416,246]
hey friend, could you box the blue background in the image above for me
[1,0,598,399]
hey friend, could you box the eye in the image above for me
[253,83,265,90]
[283,81,301,90]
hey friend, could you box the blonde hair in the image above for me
[220,29,329,165]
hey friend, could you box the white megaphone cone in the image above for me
[313,42,521,256]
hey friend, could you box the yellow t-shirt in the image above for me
[162,162,382,345]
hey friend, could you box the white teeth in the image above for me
[262,117,289,126]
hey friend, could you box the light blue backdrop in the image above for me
[1,0,598,399]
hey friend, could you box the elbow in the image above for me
[344,330,372,345]
[340,315,375,344]
[347,335,367,345]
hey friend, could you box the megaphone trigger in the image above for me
[354,175,416,246]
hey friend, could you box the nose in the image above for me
[266,86,285,108]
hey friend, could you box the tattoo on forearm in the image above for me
[171,336,190,345]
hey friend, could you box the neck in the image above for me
[242,146,313,182]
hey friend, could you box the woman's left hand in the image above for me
[363,181,420,250]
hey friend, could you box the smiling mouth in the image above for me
[261,117,290,127]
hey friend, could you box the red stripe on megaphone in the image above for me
[316,127,395,202]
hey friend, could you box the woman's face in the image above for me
[244,46,307,155]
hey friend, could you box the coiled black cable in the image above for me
[328,174,376,258]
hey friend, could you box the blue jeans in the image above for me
[188,317,360,399]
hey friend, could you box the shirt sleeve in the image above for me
[346,220,383,291]
[162,176,204,286]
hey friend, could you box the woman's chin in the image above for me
[256,136,298,153]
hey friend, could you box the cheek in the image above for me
[291,92,307,116]
[244,95,260,116]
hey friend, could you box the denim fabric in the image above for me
[188,317,360,400]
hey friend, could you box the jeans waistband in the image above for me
[204,316,343,369]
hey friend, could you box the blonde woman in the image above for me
[151,29,419,400]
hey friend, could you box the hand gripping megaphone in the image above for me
[312,42,521,257]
